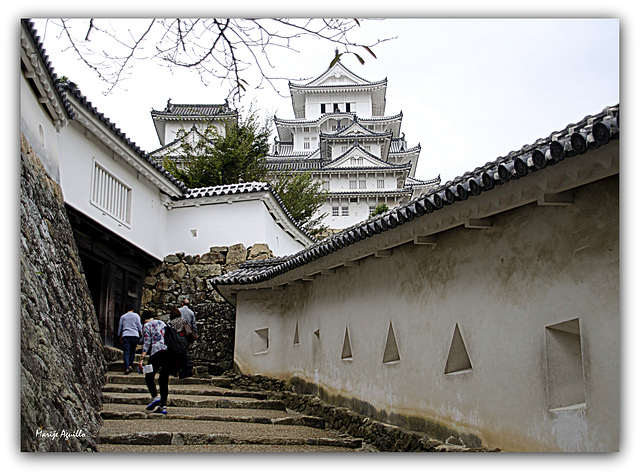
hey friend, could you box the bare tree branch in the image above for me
[43,18,395,104]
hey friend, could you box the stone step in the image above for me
[105,373,232,387]
[100,407,325,429]
[97,443,362,452]
[97,419,363,449]
[102,403,292,420]
[108,361,209,375]
[102,383,267,400]
[102,393,287,410]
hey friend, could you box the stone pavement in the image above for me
[97,362,370,453]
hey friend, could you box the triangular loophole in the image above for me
[383,322,400,363]
[445,324,472,374]
[293,321,299,345]
[341,327,353,359]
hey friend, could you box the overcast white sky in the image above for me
[30,17,618,183]
[7,1,639,473]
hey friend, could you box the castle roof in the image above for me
[178,182,317,245]
[151,101,237,120]
[214,104,620,289]
[21,20,75,129]
[288,60,387,118]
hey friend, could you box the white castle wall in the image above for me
[230,169,619,452]
[164,199,307,257]
[58,120,170,259]
[20,75,63,184]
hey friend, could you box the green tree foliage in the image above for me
[163,110,270,188]
[370,203,389,216]
[162,110,329,237]
[270,172,329,238]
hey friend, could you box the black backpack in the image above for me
[163,324,192,378]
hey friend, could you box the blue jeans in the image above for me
[122,336,139,369]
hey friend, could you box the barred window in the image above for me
[332,206,339,216]
[377,179,385,189]
[91,161,131,225]
[349,180,357,189]
[342,206,349,216]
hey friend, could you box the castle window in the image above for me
[321,104,327,114]
[349,180,357,190]
[342,206,349,216]
[359,179,366,189]
[91,161,131,226]
[332,206,339,216]
[377,179,385,189]
[254,328,269,354]
[545,319,586,410]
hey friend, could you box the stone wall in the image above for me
[140,243,273,373]
[20,136,107,451]
[226,372,494,452]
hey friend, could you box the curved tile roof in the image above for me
[289,60,386,89]
[182,181,317,243]
[214,104,620,287]
[62,84,189,194]
[21,19,75,120]
[151,101,237,119]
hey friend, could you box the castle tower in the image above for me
[266,59,439,230]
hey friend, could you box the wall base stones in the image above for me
[225,371,497,452]
[141,243,274,373]
[20,137,107,452]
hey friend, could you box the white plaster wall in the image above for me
[232,176,619,452]
[164,199,305,256]
[305,91,371,120]
[20,75,62,183]
[57,121,169,259]
[164,120,224,145]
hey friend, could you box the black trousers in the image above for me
[145,350,171,406]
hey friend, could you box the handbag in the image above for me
[184,322,196,343]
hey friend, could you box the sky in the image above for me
[28,17,619,184]
[7,1,639,473]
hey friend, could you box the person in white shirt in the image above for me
[179,298,198,340]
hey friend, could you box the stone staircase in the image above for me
[97,360,368,452]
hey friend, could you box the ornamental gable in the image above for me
[304,62,371,88]
[324,146,393,169]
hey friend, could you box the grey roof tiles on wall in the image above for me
[214,104,620,287]
[22,19,75,120]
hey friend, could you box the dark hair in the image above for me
[124,302,135,312]
[141,310,155,322]
[170,308,182,320]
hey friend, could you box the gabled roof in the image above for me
[62,85,188,196]
[151,100,238,146]
[288,60,387,118]
[321,120,393,140]
[290,60,385,89]
[322,144,406,170]
[149,126,209,159]
[214,104,620,289]
[21,19,74,129]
